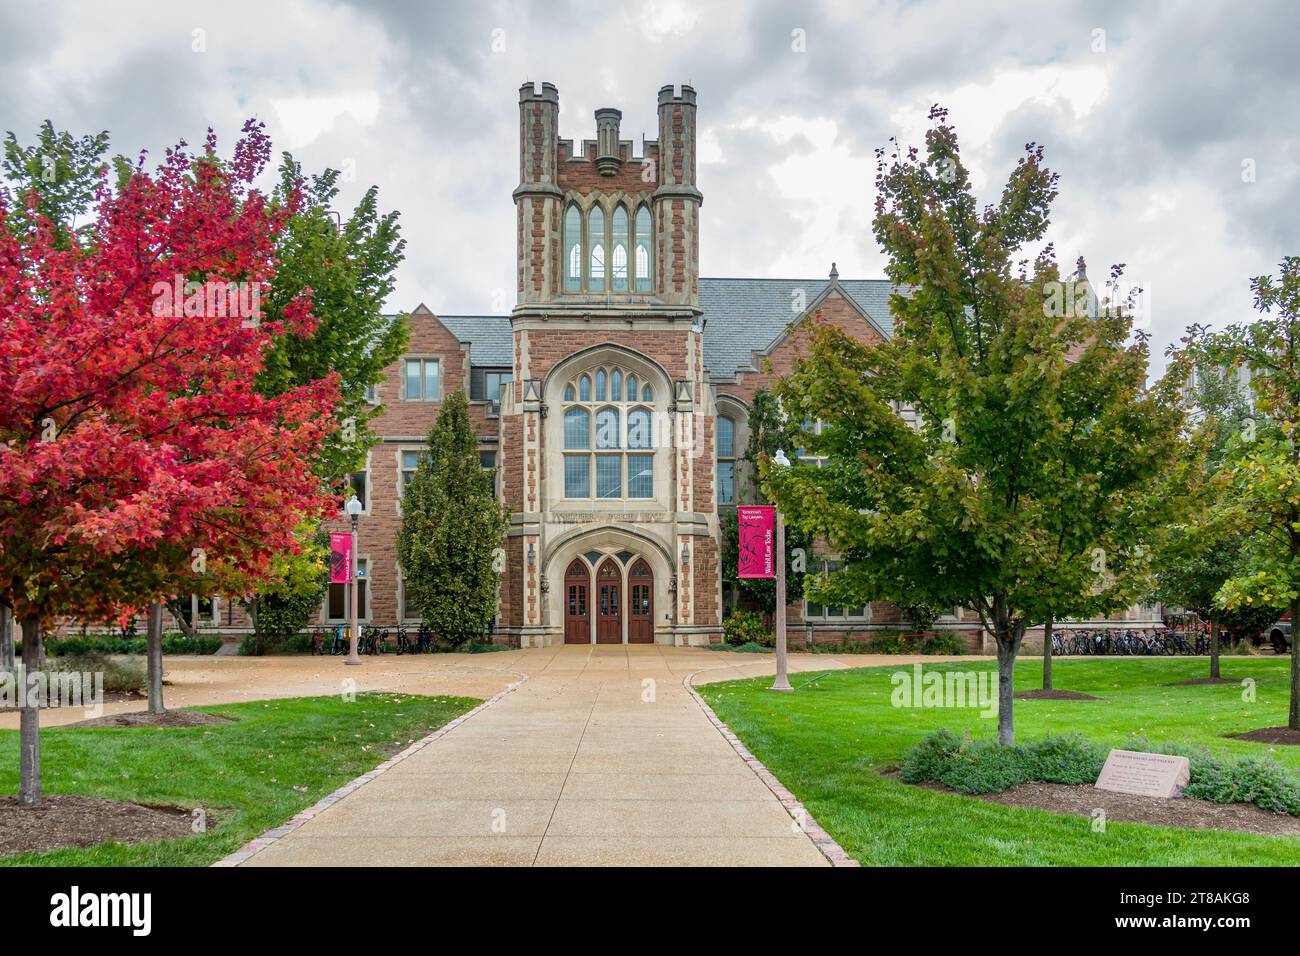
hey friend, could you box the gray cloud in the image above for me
[1,0,1296,364]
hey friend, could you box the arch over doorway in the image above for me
[546,530,673,645]
[628,558,654,644]
[595,557,622,644]
[564,559,590,645]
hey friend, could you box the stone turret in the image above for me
[514,82,562,304]
[653,84,702,307]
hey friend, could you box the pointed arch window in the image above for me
[634,205,652,292]
[611,206,629,291]
[560,365,657,501]
[564,204,582,292]
[588,206,606,291]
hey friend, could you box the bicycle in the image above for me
[395,624,412,655]
[361,625,388,655]
[417,623,435,653]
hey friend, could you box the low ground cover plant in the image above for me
[39,634,222,657]
[899,729,1300,815]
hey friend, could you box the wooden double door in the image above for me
[563,556,654,644]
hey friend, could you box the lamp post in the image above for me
[345,496,364,666]
[771,449,793,692]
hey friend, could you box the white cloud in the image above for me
[269,93,382,151]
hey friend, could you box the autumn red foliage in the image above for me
[0,120,340,628]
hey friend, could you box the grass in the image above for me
[697,656,1300,865]
[0,692,478,866]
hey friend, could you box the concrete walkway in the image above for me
[235,645,870,867]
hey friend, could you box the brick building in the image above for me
[166,81,1164,649]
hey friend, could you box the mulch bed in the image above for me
[1231,727,1300,746]
[0,690,148,711]
[1014,689,1102,701]
[64,709,235,729]
[1169,677,1242,686]
[0,795,197,857]
[899,776,1300,836]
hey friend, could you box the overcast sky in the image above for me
[2,0,1296,367]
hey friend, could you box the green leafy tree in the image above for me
[241,522,330,646]
[720,389,808,617]
[259,156,409,482]
[397,391,509,647]
[1151,347,1271,678]
[1207,256,1300,729]
[1,121,111,246]
[766,107,1182,744]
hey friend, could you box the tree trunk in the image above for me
[1,604,13,673]
[992,595,1023,746]
[166,597,198,639]
[1209,615,1220,680]
[996,636,1018,745]
[147,602,165,715]
[1042,616,1054,691]
[1290,597,1299,732]
[18,615,42,806]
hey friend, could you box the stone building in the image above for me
[135,81,1164,649]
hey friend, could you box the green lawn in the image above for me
[698,657,1300,865]
[0,692,478,866]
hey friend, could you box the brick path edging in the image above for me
[683,671,860,868]
[212,673,529,867]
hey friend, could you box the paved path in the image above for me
[236,645,916,867]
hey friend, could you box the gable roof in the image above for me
[436,314,514,366]
[697,277,898,379]
[398,276,901,378]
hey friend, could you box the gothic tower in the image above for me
[501,82,720,647]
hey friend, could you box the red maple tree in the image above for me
[0,121,340,804]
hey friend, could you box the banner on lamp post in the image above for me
[330,532,353,584]
[737,505,776,579]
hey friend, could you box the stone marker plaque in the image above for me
[1095,749,1190,798]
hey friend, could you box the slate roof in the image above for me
[698,277,898,380]
[409,277,901,378]
[433,314,514,366]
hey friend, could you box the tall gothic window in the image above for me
[634,205,652,292]
[588,206,606,291]
[717,415,736,503]
[561,364,656,500]
[611,206,629,291]
[564,204,582,292]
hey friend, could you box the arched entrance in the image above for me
[628,559,654,643]
[596,558,622,644]
[564,559,590,644]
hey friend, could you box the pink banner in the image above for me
[330,532,353,584]
[737,506,775,579]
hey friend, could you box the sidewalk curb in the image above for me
[683,671,860,868]
[212,673,529,867]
